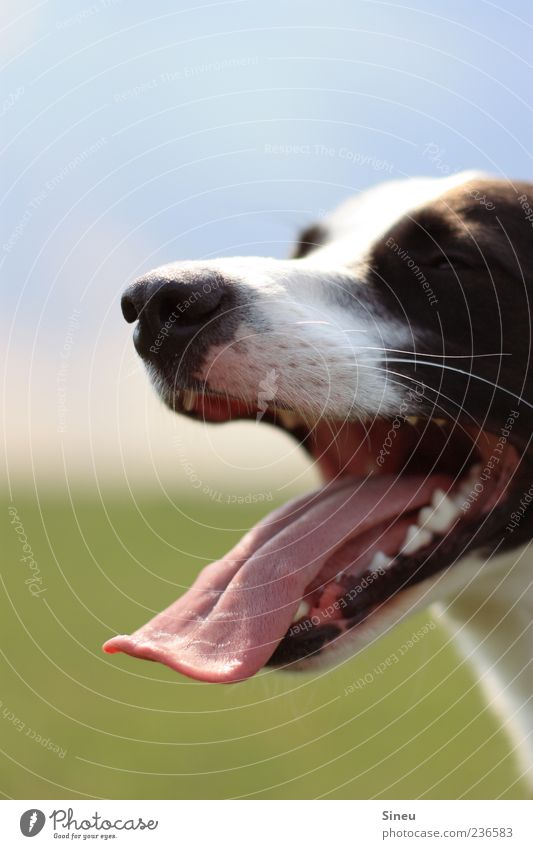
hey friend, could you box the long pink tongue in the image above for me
[103,475,448,682]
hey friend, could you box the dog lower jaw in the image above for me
[104,383,519,680]
[103,471,454,682]
[103,453,514,682]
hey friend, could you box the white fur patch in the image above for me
[191,257,402,420]
[160,171,486,421]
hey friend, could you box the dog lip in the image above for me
[169,387,275,423]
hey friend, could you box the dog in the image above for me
[104,171,533,787]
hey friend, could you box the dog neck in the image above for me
[434,543,533,792]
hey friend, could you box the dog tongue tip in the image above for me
[102,634,255,683]
[102,638,121,654]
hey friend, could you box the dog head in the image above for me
[105,171,533,682]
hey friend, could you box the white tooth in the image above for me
[466,463,481,484]
[418,505,433,527]
[431,488,447,509]
[432,418,447,427]
[452,465,482,508]
[426,491,459,532]
[278,410,301,429]
[457,474,478,499]
[402,524,433,554]
[458,481,474,499]
[369,551,393,571]
[292,600,310,622]
[182,390,196,411]
[453,490,470,509]
[406,416,419,426]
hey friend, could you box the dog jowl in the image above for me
[104,172,533,684]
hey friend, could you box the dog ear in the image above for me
[291,223,327,259]
[515,183,533,235]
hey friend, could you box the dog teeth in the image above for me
[393,471,478,562]
[456,481,474,501]
[431,487,446,509]
[467,463,481,483]
[292,600,310,622]
[182,390,197,411]
[402,524,433,555]
[420,498,457,533]
[452,464,482,507]
[418,505,433,526]
[429,490,460,531]
[278,410,302,429]
[369,551,393,571]
[405,416,449,428]
[404,480,470,557]
[417,489,461,535]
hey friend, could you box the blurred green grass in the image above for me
[2,489,528,799]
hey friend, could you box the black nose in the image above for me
[121,271,227,358]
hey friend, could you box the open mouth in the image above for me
[104,388,518,682]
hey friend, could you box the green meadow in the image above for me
[2,490,528,799]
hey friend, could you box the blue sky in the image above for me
[3,0,533,486]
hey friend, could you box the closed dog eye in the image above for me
[424,254,475,272]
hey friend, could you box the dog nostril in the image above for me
[121,295,139,324]
[156,295,180,326]
[154,284,224,328]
